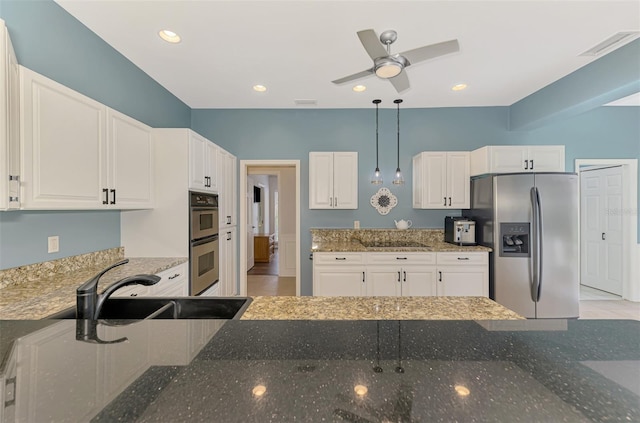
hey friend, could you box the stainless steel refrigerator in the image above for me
[464,173,579,318]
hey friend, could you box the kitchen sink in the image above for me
[46,297,253,320]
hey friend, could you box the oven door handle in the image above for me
[191,235,219,246]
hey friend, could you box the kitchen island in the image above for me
[0,317,638,422]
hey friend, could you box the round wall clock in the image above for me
[370,187,398,215]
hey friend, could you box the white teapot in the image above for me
[394,219,412,230]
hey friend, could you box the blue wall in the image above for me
[0,0,191,269]
[0,0,638,286]
[191,105,639,295]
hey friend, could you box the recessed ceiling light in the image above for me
[354,385,368,397]
[252,385,267,397]
[158,29,181,43]
[253,85,267,92]
[352,85,367,92]
[452,83,467,91]
[454,385,470,396]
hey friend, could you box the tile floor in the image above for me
[579,285,640,320]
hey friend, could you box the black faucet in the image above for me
[76,259,161,320]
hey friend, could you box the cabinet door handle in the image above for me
[444,197,447,206]
[329,197,333,207]
[334,197,338,207]
[335,257,346,260]
[524,159,529,170]
[403,271,406,282]
[110,189,116,205]
[602,232,606,240]
[168,273,180,280]
[438,271,442,282]
[397,271,401,282]
[448,197,452,206]
[102,188,109,205]
[130,293,138,297]
[227,232,232,241]
[362,272,365,283]
[457,257,470,260]
[530,160,534,170]
[227,216,231,225]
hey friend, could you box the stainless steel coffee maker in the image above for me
[444,216,477,246]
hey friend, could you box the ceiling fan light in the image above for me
[374,60,402,79]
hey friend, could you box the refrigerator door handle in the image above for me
[530,186,543,302]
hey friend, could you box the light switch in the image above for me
[48,236,59,253]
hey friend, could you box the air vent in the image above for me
[580,31,640,56]
[294,99,318,107]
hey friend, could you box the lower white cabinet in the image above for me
[436,252,488,297]
[219,227,237,296]
[313,253,365,296]
[313,251,488,297]
[365,253,437,297]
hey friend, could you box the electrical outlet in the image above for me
[354,221,360,229]
[48,236,59,253]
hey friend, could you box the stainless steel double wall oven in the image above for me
[189,192,219,295]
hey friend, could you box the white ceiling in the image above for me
[55,0,640,109]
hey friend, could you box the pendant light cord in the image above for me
[376,101,380,169]
[396,101,400,169]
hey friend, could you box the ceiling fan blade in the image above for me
[332,68,374,85]
[389,71,410,93]
[357,29,388,60]
[400,39,459,65]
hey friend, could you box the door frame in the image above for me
[575,159,638,301]
[239,160,300,296]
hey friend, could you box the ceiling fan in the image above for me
[332,29,460,93]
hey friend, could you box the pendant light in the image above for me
[392,99,404,185]
[370,99,383,185]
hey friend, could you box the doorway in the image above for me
[240,160,300,296]
[576,159,638,302]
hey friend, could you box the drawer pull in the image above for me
[168,273,180,280]
[396,257,408,260]
[457,257,470,260]
[335,257,347,260]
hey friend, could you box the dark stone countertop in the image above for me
[1,318,638,422]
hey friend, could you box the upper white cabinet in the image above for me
[0,19,20,210]
[189,131,218,193]
[19,66,154,209]
[470,145,565,176]
[219,148,237,227]
[413,151,470,209]
[309,151,358,209]
[105,109,154,208]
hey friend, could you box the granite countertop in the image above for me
[312,239,492,253]
[242,296,524,320]
[0,257,187,320]
[0,318,638,422]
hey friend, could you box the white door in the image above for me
[438,268,486,296]
[314,268,365,296]
[527,146,565,172]
[189,132,207,191]
[490,146,528,173]
[106,109,153,208]
[309,152,334,208]
[332,152,358,209]
[246,175,255,271]
[403,267,438,296]
[580,166,623,295]
[446,152,470,209]
[424,152,447,208]
[366,267,401,296]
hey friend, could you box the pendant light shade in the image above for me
[371,99,383,185]
[392,99,404,185]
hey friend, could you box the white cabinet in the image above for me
[104,108,154,208]
[189,131,218,193]
[413,152,470,209]
[219,148,237,227]
[0,19,20,210]
[470,145,565,176]
[19,66,154,210]
[313,251,488,297]
[436,252,488,297]
[219,227,237,296]
[313,252,366,296]
[366,253,437,296]
[309,152,358,209]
